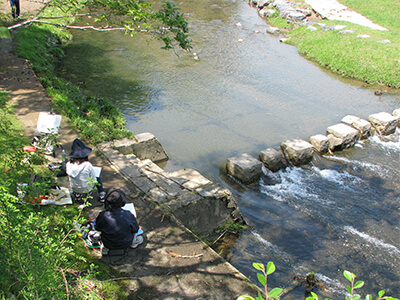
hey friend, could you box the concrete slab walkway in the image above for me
[305,0,388,31]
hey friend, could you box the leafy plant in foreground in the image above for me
[237,261,283,300]
[237,260,399,300]
[307,270,399,300]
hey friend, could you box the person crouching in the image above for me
[66,138,106,203]
[95,188,143,251]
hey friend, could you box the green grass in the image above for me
[0,90,131,299]
[11,5,132,144]
[283,2,400,88]
[340,0,400,32]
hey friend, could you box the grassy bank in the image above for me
[9,4,132,144]
[0,91,130,299]
[278,0,400,88]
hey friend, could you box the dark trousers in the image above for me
[9,0,20,18]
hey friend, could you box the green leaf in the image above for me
[257,273,266,286]
[378,290,385,297]
[365,295,372,300]
[236,296,255,300]
[268,288,283,298]
[266,261,276,275]
[353,294,361,300]
[306,292,318,300]
[253,262,265,272]
[354,280,364,289]
[344,270,354,282]
[347,286,352,294]
[256,291,265,300]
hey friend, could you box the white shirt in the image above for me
[66,161,97,193]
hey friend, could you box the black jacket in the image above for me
[95,208,139,249]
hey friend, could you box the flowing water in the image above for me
[57,0,400,297]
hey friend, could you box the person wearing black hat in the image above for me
[95,188,143,250]
[66,138,106,203]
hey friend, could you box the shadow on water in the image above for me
[56,42,162,121]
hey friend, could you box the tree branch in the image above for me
[7,19,147,33]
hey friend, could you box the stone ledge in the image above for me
[97,136,245,236]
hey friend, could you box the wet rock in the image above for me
[226,153,263,184]
[266,25,280,34]
[281,139,314,166]
[392,109,400,125]
[310,134,329,154]
[368,112,398,135]
[287,11,307,22]
[327,134,343,151]
[326,123,360,148]
[259,147,285,172]
[259,8,276,18]
[341,115,371,139]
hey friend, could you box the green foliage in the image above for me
[237,261,283,300]
[0,91,129,299]
[218,221,247,234]
[340,0,400,32]
[13,23,132,144]
[9,0,192,144]
[267,11,294,30]
[239,260,399,300]
[45,0,192,51]
[285,20,400,88]
[263,1,400,88]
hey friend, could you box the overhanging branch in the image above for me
[7,19,148,33]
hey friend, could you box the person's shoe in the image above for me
[73,192,84,204]
[99,192,105,203]
[130,235,144,249]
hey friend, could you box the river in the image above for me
[57,0,400,297]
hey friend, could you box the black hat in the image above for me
[69,138,92,159]
[105,188,127,209]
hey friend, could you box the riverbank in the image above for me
[252,0,400,89]
[1,0,398,298]
[0,12,260,300]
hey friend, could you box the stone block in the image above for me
[113,137,135,155]
[326,123,360,148]
[113,133,168,162]
[166,168,211,190]
[266,25,280,34]
[341,115,372,139]
[281,139,314,166]
[132,133,168,162]
[392,109,400,126]
[259,8,276,18]
[327,134,343,151]
[259,147,284,172]
[310,134,329,153]
[226,153,263,184]
[368,112,398,135]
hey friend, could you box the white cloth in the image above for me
[66,161,97,193]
